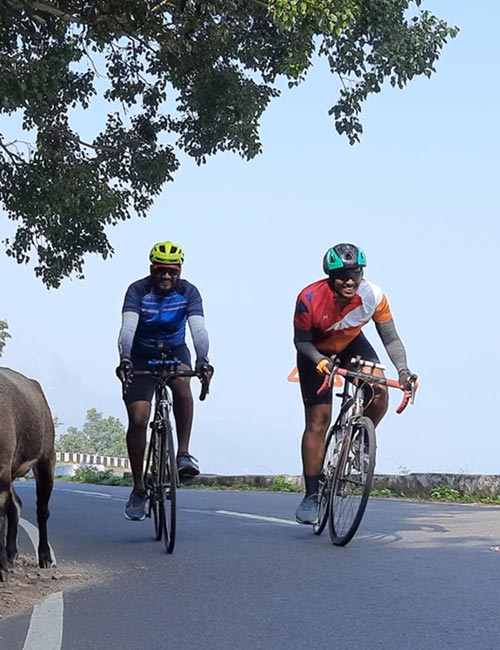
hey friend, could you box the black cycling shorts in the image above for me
[124,345,192,405]
[297,332,380,407]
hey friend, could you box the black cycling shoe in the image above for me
[124,489,147,521]
[177,452,200,480]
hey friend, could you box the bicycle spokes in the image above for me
[314,428,343,535]
[329,417,376,546]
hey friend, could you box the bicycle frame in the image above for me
[333,371,366,427]
[135,362,196,445]
[132,358,207,553]
[322,356,414,479]
[135,360,203,486]
[151,379,173,439]
[314,356,416,544]
[323,372,368,491]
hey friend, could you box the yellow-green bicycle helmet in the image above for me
[149,241,185,265]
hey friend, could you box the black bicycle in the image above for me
[133,357,211,553]
[313,356,416,546]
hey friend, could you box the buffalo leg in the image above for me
[33,458,54,568]
[6,486,21,566]
[0,470,11,582]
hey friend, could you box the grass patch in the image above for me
[190,481,264,492]
[270,475,302,493]
[183,476,301,492]
[182,481,260,491]
[430,484,500,505]
[59,466,132,487]
[370,487,398,498]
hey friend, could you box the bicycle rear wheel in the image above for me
[314,427,338,535]
[329,416,376,546]
[158,415,177,554]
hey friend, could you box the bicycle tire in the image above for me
[158,413,177,554]
[313,426,337,535]
[144,428,162,540]
[328,416,376,546]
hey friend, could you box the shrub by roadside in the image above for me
[57,467,500,505]
[60,466,132,487]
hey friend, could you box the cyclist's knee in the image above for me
[372,384,388,409]
[171,378,193,400]
[127,402,150,431]
[304,405,331,436]
[366,385,388,424]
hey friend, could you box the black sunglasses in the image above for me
[329,267,363,281]
[152,266,180,277]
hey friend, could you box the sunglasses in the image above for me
[152,266,181,277]
[330,268,363,282]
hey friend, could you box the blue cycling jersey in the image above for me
[122,277,204,356]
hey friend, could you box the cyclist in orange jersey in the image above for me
[293,243,417,524]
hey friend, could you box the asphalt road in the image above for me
[1,481,500,650]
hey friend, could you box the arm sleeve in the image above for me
[293,327,325,365]
[188,315,209,362]
[375,319,409,373]
[117,311,139,359]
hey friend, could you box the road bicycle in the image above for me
[133,357,211,553]
[313,356,416,546]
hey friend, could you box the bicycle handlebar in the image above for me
[128,368,212,401]
[316,361,415,414]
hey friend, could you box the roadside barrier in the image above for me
[55,452,130,469]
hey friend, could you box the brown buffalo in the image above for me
[0,367,55,582]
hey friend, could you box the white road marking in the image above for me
[18,484,113,499]
[56,487,127,502]
[180,507,300,525]
[22,592,64,650]
[215,510,299,526]
[19,519,62,650]
[60,489,112,498]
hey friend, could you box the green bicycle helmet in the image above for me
[322,243,367,275]
[149,241,185,265]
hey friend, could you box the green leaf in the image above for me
[0,0,458,287]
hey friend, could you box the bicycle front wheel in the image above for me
[158,417,177,554]
[329,416,376,546]
[314,427,338,536]
[144,431,162,541]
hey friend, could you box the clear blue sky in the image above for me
[2,1,499,475]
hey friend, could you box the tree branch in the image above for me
[0,138,26,164]
[151,0,176,14]
[10,0,84,24]
[44,126,119,153]
[82,45,105,78]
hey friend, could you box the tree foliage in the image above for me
[0,319,11,357]
[0,1,458,287]
[55,407,127,456]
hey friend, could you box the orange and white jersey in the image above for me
[294,278,393,355]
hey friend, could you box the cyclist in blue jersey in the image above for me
[116,241,213,521]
